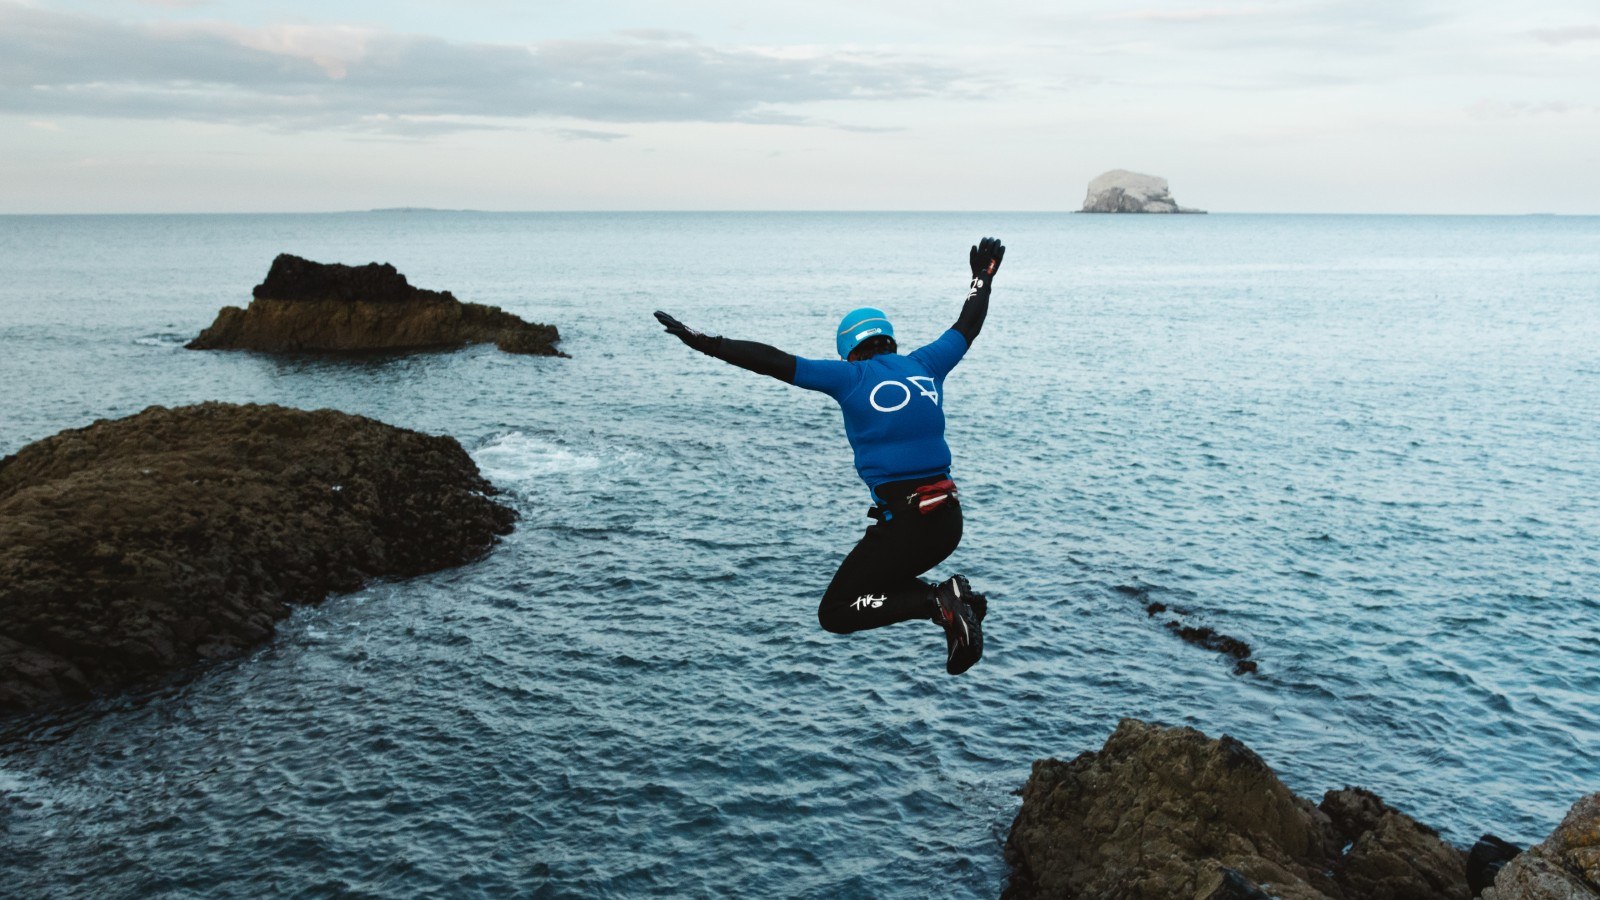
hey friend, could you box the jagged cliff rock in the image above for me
[1081,169,1206,214]
[1004,718,1470,899]
[188,254,564,355]
[1483,793,1600,899]
[0,402,515,714]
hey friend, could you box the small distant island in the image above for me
[1080,169,1206,214]
[188,254,565,356]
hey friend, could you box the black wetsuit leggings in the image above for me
[817,476,963,634]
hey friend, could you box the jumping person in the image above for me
[653,237,1004,675]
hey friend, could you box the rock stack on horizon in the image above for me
[1080,169,1206,213]
[187,253,565,356]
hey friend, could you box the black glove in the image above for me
[969,237,1005,280]
[654,310,719,355]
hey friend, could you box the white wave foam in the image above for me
[133,333,190,348]
[473,432,600,484]
[0,762,57,812]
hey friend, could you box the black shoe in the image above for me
[968,591,987,624]
[932,575,983,675]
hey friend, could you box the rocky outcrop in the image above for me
[1004,718,1470,899]
[1080,169,1206,213]
[188,254,565,356]
[1141,598,1258,675]
[1482,793,1600,899]
[0,402,515,714]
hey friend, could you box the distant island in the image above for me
[1080,169,1206,214]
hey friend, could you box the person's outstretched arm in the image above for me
[653,311,797,383]
[908,237,1005,379]
[953,236,1005,346]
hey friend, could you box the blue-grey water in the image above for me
[1,212,1597,897]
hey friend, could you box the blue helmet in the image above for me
[836,307,895,359]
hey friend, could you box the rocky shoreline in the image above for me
[0,402,515,713]
[188,254,565,356]
[1005,719,1599,899]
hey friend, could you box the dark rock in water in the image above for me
[1003,718,1471,899]
[1481,792,1600,899]
[1133,591,1257,675]
[1466,835,1522,895]
[1168,622,1253,661]
[187,254,565,356]
[0,402,515,714]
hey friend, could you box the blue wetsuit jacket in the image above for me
[793,330,967,495]
[703,276,990,499]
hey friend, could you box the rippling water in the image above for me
[2,212,1598,897]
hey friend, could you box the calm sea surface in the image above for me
[1,212,1597,897]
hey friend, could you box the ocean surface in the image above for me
[1,212,1597,897]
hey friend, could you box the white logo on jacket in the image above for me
[868,376,939,412]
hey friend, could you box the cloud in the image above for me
[1466,99,1597,119]
[0,3,966,135]
[1043,0,1450,63]
[348,114,521,137]
[222,24,372,79]
[613,28,699,44]
[552,127,627,141]
[1529,25,1600,46]
[1102,7,1271,23]
[829,122,905,133]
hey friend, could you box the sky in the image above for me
[2,0,1597,213]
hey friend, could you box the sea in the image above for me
[0,212,1597,898]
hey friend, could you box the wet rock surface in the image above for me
[1004,718,1471,900]
[1483,792,1600,899]
[188,254,565,356]
[0,402,515,714]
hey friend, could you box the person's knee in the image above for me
[817,605,859,634]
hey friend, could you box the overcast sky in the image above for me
[2,0,1597,213]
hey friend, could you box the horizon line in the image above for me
[0,209,1591,217]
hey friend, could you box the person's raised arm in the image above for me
[653,310,797,383]
[952,237,1005,345]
